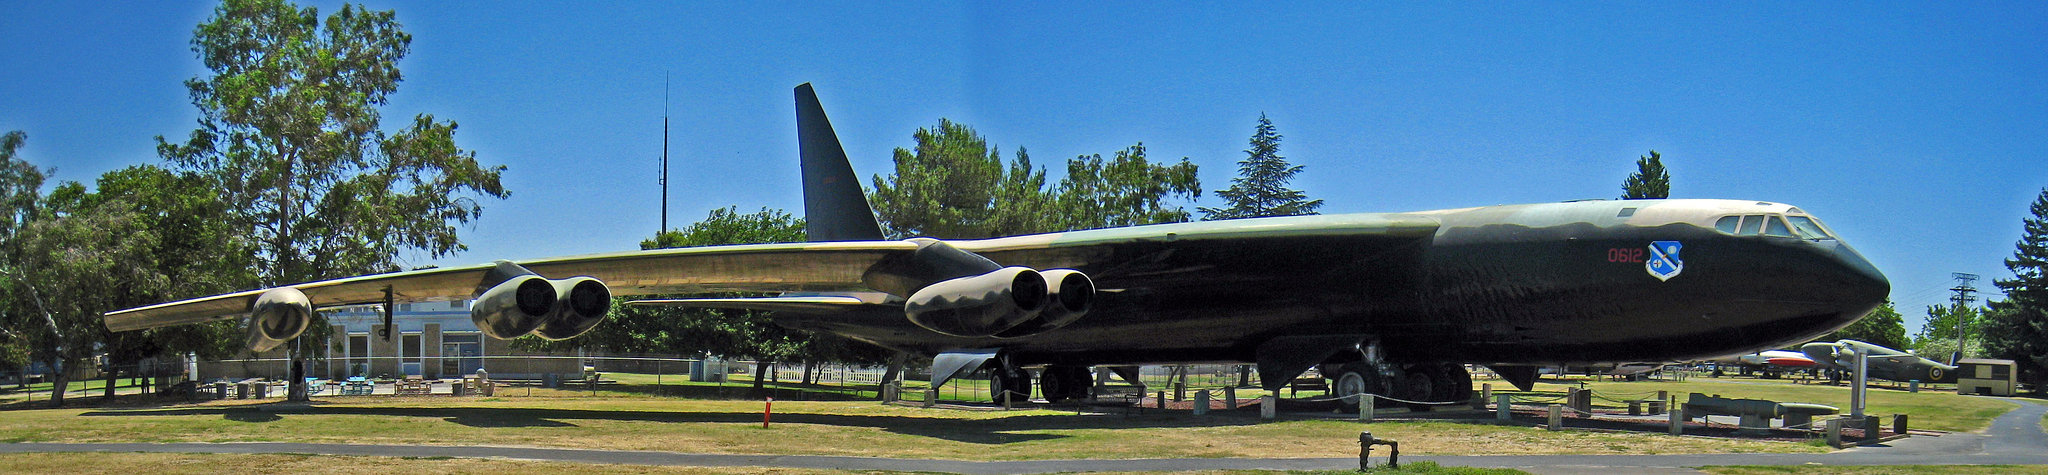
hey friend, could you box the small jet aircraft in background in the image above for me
[1801,339,1957,384]
[1704,350,1817,378]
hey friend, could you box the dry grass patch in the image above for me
[0,452,846,474]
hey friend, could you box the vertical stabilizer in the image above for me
[795,83,885,242]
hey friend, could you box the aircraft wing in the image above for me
[106,213,1439,333]
[103,241,920,332]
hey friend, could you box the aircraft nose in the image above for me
[1826,241,1890,304]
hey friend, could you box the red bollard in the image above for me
[764,397,774,428]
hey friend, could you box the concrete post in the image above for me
[1481,383,1491,402]
[1359,395,1373,422]
[1825,417,1843,447]
[1496,393,1512,421]
[1547,404,1563,430]
[1193,390,1210,415]
[1669,403,1684,435]
[1224,386,1237,409]
[1471,390,1485,410]
[1156,391,1167,409]
[1851,349,1868,420]
[1260,395,1277,420]
[1893,414,1908,435]
[922,388,936,408]
[1174,381,1186,401]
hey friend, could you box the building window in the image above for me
[401,333,424,376]
[347,334,370,378]
[442,333,483,377]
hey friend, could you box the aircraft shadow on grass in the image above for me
[79,403,1264,445]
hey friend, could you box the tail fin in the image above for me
[795,83,885,242]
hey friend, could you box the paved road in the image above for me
[3,398,2041,474]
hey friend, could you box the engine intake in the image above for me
[471,274,558,339]
[992,269,1093,338]
[531,276,612,340]
[246,287,313,353]
[905,267,1048,337]
[470,261,613,340]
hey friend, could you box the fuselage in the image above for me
[778,199,1890,368]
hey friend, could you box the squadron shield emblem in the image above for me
[1646,241,1683,281]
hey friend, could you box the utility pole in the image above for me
[660,73,670,234]
[1949,272,1979,365]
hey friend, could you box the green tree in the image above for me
[1912,304,1980,359]
[157,0,507,288]
[870,120,1201,238]
[1822,302,1908,350]
[1200,114,1321,220]
[868,120,1051,239]
[0,130,41,377]
[2,166,254,405]
[1984,188,2048,387]
[0,130,40,243]
[1622,150,1671,199]
[1056,143,1202,229]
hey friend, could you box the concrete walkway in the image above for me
[3,399,2042,474]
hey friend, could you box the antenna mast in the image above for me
[661,73,670,234]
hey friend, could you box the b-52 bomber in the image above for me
[106,83,1891,408]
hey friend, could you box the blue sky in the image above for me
[4,2,2044,337]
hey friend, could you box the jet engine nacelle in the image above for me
[246,287,313,353]
[471,272,613,340]
[531,276,612,341]
[992,269,1094,338]
[905,266,1048,337]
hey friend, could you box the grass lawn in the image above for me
[0,452,844,474]
[0,373,2023,462]
[0,395,1820,460]
[0,453,1534,474]
[1487,375,2016,433]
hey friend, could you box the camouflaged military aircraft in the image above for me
[1801,339,1958,384]
[105,84,1891,408]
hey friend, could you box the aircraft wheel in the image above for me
[1039,366,1090,403]
[1332,364,1388,413]
[990,369,1032,405]
[1400,366,1439,412]
[1440,363,1473,403]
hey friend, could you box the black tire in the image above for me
[1401,366,1438,412]
[1331,363,1388,413]
[1038,366,1089,403]
[1441,363,1473,403]
[991,369,1031,405]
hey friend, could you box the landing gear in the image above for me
[1328,363,1391,413]
[1328,362,1472,412]
[989,367,1032,405]
[1038,366,1092,403]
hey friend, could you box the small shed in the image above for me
[1956,358,2018,397]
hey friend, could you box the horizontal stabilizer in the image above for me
[625,295,888,314]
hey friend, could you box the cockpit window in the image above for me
[1738,215,1764,235]
[1786,216,1834,239]
[1763,216,1795,237]
[1715,216,1740,234]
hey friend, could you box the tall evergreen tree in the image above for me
[1984,188,2048,386]
[1200,113,1322,220]
[1622,150,1671,199]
